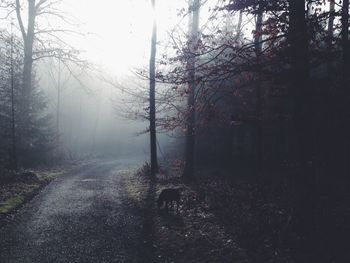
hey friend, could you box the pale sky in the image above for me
[0,0,223,77]
[60,0,186,76]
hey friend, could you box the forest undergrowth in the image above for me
[137,162,350,263]
[136,163,248,263]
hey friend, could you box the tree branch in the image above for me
[15,0,26,39]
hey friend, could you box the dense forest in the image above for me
[0,0,350,262]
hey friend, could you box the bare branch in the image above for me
[15,0,26,39]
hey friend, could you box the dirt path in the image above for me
[0,159,150,263]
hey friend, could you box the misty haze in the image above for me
[0,0,350,262]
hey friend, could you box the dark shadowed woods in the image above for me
[1,0,350,262]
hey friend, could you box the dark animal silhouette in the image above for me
[157,188,181,210]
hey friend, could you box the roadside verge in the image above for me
[0,162,81,228]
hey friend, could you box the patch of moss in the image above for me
[36,171,64,182]
[0,196,25,214]
[24,184,40,193]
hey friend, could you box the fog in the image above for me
[3,1,350,261]
[0,0,226,161]
[38,65,147,159]
[31,0,191,161]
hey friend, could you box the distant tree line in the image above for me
[0,28,57,169]
[0,0,82,170]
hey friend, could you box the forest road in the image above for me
[0,159,148,263]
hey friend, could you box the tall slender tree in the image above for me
[10,22,18,170]
[289,0,310,171]
[289,0,313,233]
[254,2,263,176]
[183,0,200,179]
[13,0,82,111]
[56,60,61,133]
[235,10,243,43]
[149,0,159,175]
[341,0,349,86]
[341,0,350,177]
[15,0,35,105]
[327,0,335,48]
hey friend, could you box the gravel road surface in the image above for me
[0,159,147,263]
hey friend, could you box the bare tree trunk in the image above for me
[10,24,17,170]
[341,0,350,179]
[57,60,61,133]
[91,95,102,155]
[327,1,335,49]
[289,0,313,238]
[16,0,36,105]
[289,0,310,175]
[342,0,349,85]
[254,5,263,177]
[326,0,335,77]
[324,0,336,184]
[235,10,243,42]
[149,0,159,176]
[183,0,200,179]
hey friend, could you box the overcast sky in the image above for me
[59,0,186,77]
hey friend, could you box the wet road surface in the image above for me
[0,159,145,263]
